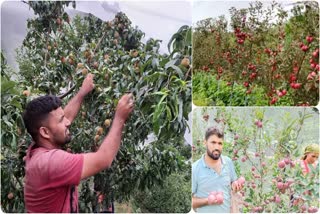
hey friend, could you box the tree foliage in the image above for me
[193,1,319,106]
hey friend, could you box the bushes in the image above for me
[131,170,191,213]
[193,72,295,106]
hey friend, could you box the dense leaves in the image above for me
[192,72,293,106]
[131,170,191,213]
[1,53,29,212]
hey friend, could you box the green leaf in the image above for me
[177,97,183,123]
[152,102,165,135]
[1,80,17,95]
[166,105,173,122]
[11,99,22,110]
[166,63,184,79]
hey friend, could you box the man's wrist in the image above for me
[78,88,88,99]
[114,114,126,126]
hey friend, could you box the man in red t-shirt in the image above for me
[23,73,134,212]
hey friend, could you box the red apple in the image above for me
[282,89,287,95]
[278,160,286,168]
[274,195,281,203]
[312,51,319,58]
[237,39,244,44]
[310,63,317,69]
[215,192,224,203]
[306,36,313,43]
[277,182,284,190]
[290,74,297,82]
[208,194,217,205]
[255,120,263,128]
[301,45,309,52]
[294,83,301,89]
[270,97,278,105]
[284,158,290,165]
[300,204,307,212]
[308,206,318,213]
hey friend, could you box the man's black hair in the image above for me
[23,95,62,141]
[205,127,224,140]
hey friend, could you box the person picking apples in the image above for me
[297,143,319,175]
[192,127,244,213]
[22,73,134,212]
[290,143,319,208]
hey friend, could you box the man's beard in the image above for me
[207,148,221,160]
[55,129,72,145]
[64,129,72,144]
[64,135,72,144]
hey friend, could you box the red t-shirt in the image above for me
[24,145,84,213]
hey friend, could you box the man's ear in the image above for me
[39,127,50,139]
[203,140,207,146]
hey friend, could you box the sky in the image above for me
[192,0,295,25]
[192,0,253,24]
[66,0,193,53]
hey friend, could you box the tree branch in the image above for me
[13,173,24,190]
[184,66,192,80]
[58,84,76,99]
[93,31,108,54]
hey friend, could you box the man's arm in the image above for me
[64,74,94,123]
[192,194,209,210]
[80,93,134,180]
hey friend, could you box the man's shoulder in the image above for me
[43,149,83,165]
[30,148,73,166]
[192,156,204,170]
[33,148,65,158]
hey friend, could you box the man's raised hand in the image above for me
[115,93,135,121]
[80,73,95,97]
